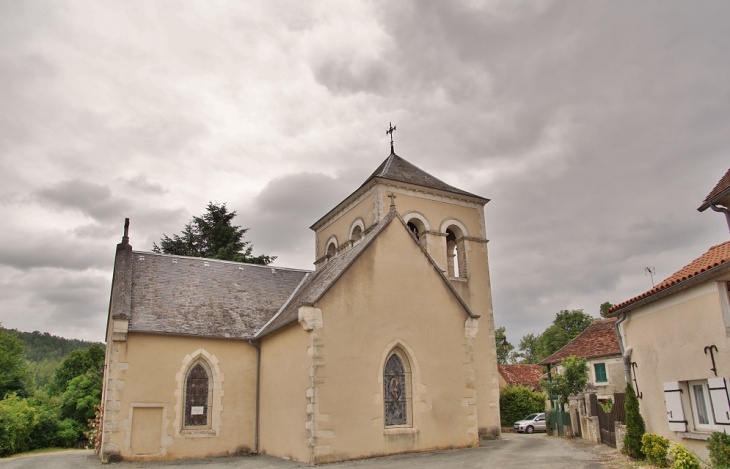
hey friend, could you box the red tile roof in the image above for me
[497,364,544,391]
[610,240,730,315]
[539,318,621,365]
[699,168,730,211]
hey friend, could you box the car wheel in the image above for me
[526,426,534,434]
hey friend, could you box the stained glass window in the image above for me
[384,353,407,426]
[185,363,209,427]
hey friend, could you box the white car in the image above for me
[513,412,546,433]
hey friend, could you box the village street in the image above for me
[0,434,632,469]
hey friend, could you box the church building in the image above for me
[100,148,501,464]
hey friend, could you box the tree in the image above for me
[536,310,594,361]
[0,327,31,398]
[500,385,546,427]
[153,202,275,265]
[599,302,614,318]
[495,327,514,364]
[48,344,104,396]
[542,355,588,405]
[61,370,102,423]
[514,333,541,364]
[623,381,646,459]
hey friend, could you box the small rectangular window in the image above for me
[689,380,719,431]
[594,363,607,383]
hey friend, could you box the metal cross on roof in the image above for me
[386,122,396,153]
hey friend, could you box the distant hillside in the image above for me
[6,328,103,363]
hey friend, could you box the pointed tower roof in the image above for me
[362,152,486,200]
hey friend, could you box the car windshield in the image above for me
[523,414,538,420]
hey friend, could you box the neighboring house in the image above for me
[609,168,730,457]
[539,318,626,401]
[100,150,501,464]
[498,364,544,392]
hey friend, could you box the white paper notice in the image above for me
[191,406,204,415]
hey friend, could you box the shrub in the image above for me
[668,443,701,469]
[623,382,646,459]
[708,432,730,469]
[56,419,84,448]
[0,393,37,456]
[499,385,546,427]
[642,433,670,467]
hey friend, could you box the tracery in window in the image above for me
[185,363,210,427]
[384,351,410,426]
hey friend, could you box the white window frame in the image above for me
[718,281,730,337]
[688,380,719,432]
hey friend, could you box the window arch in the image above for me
[403,211,430,245]
[383,348,412,427]
[442,221,468,278]
[184,361,212,428]
[349,218,365,242]
[325,235,338,258]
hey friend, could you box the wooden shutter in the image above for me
[708,377,730,428]
[663,381,687,432]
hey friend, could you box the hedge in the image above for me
[500,385,546,428]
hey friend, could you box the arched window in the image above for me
[444,223,467,278]
[403,212,430,246]
[326,242,336,257]
[184,362,211,427]
[384,350,411,426]
[350,225,362,241]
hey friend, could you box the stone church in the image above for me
[101,149,501,464]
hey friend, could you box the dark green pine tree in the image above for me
[153,202,275,265]
[623,381,646,459]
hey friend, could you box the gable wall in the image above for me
[102,333,257,461]
[619,281,728,457]
[258,322,312,462]
[304,219,482,463]
[315,189,378,259]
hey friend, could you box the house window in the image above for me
[594,363,608,383]
[184,363,210,427]
[384,351,411,426]
[689,380,715,430]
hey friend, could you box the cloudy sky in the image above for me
[1,1,729,345]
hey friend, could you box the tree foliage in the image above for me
[600,301,614,318]
[0,393,37,456]
[61,370,102,422]
[152,202,275,265]
[542,355,588,405]
[514,333,541,364]
[49,343,104,396]
[495,327,514,364]
[500,385,546,428]
[8,329,97,363]
[624,381,646,459]
[0,327,31,398]
[536,310,594,361]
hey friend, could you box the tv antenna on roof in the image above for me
[645,266,656,287]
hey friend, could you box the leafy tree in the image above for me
[514,333,541,364]
[61,370,102,423]
[624,381,646,459]
[0,393,37,456]
[0,326,31,398]
[542,355,588,405]
[153,202,275,265]
[500,385,546,427]
[495,327,514,364]
[536,310,594,361]
[600,301,614,318]
[8,329,97,363]
[49,344,104,396]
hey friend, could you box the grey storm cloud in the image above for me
[1,1,729,344]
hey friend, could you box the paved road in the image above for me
[0,435,628,469]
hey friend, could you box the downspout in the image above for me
[614,312,632,384]
[248,339,261,454]
[710,204,730,233]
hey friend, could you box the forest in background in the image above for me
[0,326,104,457]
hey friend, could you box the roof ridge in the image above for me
[130,250,312,273]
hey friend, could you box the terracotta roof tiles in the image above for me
[699,168,730,211]
[539,318,621,365]
[609,240,730,315]
[498,364,544,391]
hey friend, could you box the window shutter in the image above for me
[663,381,687,432]
[708,377,730,428]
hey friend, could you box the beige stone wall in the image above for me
[303,218,484,464]
[316,191,378,259]
[101,333,257,461]
[258,323,312,463]
[587,356,625,397]
[619,281,729,458]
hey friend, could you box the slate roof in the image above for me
[257,210,477,337]
[539,318,621,365]
[609,240,730,315]
[699,168,730,211]
[498,364,544,391]
[129,252,309,339]
[364,153,486,201]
